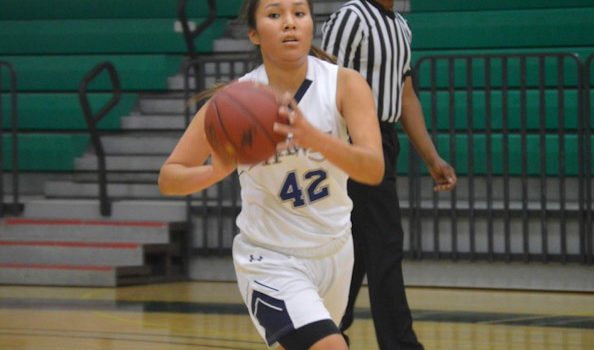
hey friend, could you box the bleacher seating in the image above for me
[1,0,591,284]
[0,55,182,91]
[0,0,240,172]
[0,0,245,286]
[2,93,137,171]
[410,0,594,12]
[399,3,594,177]
[405,8,594,51]
[0,18,228,54]
[0,0,243,19]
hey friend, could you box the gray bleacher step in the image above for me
[44,181,162,199]
[212,38,254,53]
[187,195,581,214]
[402,198,581,211]
[121,114,187,130]
[168,75,197,91]
[400,176,583,203]
[0,264,155,287]
[22,199,187,221]
[0,265,117,287]
[311,1,348,15]
[168,75,212,91]
[73,172,158,183]
[69,168,235,193]
[0,219,172,244]
[188,197,581,214]
[308,0,408,15]
[82,173,580,204]
[138,93,197,115]
[393,0,410,12]
[188,204,583,256]
[116,273,185,286]
[102,134,181,155]
[4,173,77,196]
[168,70,251,90]
[213,36,324,53]
[74,154,167,171]
[167,56,257,90]
[45,178,232,199]
[187,256,593,291]
[404,215,583,256]
[0,241,153,266]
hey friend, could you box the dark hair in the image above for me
[190,0,335,104]
[243,0,313,31]
[240,0,335,63]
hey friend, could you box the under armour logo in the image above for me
[249,254,263,262]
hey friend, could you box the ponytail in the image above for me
[186,82,230,106]
[310,45,337,64]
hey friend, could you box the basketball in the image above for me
[204,81,287,165]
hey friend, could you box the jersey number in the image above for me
[279,170,329,207]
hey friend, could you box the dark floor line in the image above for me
[0,326,263,345]
[1,297,593,330]
[0,329,259,350]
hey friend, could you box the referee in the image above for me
[322,1,457,349]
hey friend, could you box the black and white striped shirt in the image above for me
[321,0,412,123]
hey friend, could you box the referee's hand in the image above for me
[428,158,457,192]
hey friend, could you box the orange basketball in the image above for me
[204,81,287,165]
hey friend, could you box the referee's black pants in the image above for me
[341,123,423,350]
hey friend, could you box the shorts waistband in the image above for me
[239,232,351,259]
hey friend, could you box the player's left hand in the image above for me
[273,93,318,151]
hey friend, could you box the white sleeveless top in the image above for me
[236,56,352,258]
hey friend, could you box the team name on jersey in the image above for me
[262,130,332,166]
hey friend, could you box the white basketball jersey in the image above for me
[236,56,352,257]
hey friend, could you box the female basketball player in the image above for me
[159,0,383,349]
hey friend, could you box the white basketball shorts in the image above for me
[232,233,354,347]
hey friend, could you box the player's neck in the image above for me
[372,0,394,11]
[264,58,308,96]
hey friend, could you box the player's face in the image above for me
[249,0,314,65]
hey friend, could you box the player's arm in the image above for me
[273,68,384,184]
[159,102,236,195]
[335,68,384,184]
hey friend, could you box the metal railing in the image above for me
[584,54,593,264]
[183,52,593,264]
[78,62,121,216]
[0,61,21,217]
[177,0,217,60]
[411,52,589,263]
[183,55,258,256]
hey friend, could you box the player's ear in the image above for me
[248,28,260,46]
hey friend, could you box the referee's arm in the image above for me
[399,76,439,166]
[400,76,457,192]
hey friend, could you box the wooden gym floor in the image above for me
[1,281,593,349]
